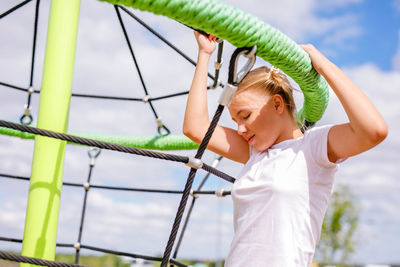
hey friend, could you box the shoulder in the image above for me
[303,125,342,168]
[304,124,333,139]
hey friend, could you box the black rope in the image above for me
[114,6,160,119]
[29,0,40,88]
[74,149,99,264]
[171,156,224,261]
[0,81,30,92]
[0,121,235,183]
[160,104,225,266]
[0,81,191,102]
[0,172,232,195]
[0,251,87,267]
[0,0,32,19]
[0,238,188,267]
[80,244,187,267]
[209,41,224,89]
[118,5,217,81]
[0,236,22,243]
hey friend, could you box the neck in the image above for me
[275,117,304,144]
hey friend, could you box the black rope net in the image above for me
[0,1,232,267]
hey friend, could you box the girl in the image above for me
[183,31,388,266]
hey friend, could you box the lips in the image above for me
[247,135,255,144]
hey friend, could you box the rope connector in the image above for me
[208,79,222,90]
[88,147,101,166]
[190,189,199,199]
[215,189,225,197]
[214,58,223,70]
[219,45,257,106]
[28,86,34,95]
[74,242,81,251]
[83,182,90,191]
[20,104,33,125]
[23,104,31,116]
[156,118,171,136]
[218,83,237,106]
[185,157,203,169]
[211,156,222,168]
[142,95,150,103]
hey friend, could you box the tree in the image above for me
[316,184,360,265]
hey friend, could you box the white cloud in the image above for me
[393,30,400,71]
[393,0,400,13]
[225,0,362,43]
[321,17,363,49]
[316,0,363,10]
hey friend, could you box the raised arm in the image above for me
[300,44,388,163]
[183,32,249,163]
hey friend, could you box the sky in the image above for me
[0,0,399,265]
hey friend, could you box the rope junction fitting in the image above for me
[219,46,257,106]
[185,157,203,169]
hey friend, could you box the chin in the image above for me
[253,143,272,152]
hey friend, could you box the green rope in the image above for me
[0,123,198,151]
[103,0,329,123]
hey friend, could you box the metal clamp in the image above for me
[212,155,222,168]
[218,83,237,107]
[214,58,223,70]
[190,189,199,199]
[88,147,101,167]
[74,242,81,251]
[142,95,150,103]
[215,189,225,197]
[219,45,257,106]
[28,86,34,95]
[185,157,203,169]
[83,182,90,191]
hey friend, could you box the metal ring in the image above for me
[157,124,171,136]
[88,147,101,159]
[20,114,33,125]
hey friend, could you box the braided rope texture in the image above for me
[0,123,198,150]
[100,0,329,123]
[160,104,225,266]
[0,120,235,183]
[0,251,87,267]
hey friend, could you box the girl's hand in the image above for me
[299,44,331,75]
[194,31,216,55]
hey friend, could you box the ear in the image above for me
[272,94,285,114]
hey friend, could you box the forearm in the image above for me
[183,51,212,142]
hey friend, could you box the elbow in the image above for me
[368,120,388,146]
[183,125,201,144]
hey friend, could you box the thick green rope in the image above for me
[102,0,329,123]
[0,124,198,151]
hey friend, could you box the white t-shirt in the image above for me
[225,125,341,267]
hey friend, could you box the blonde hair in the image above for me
[237,66,297,120]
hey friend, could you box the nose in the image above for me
[237,122,247,136]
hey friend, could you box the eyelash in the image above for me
[243,114,250,120]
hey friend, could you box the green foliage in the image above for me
[316,184,360,264]
[55,253,130,267]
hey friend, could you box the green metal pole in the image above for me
[21,0,80,265]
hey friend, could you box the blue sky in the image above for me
[0,0,399,265]
[311,0,400,70]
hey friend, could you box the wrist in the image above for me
[317,60,336,76]
[198,50,212,61]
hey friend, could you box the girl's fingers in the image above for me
[208,34,217,41]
